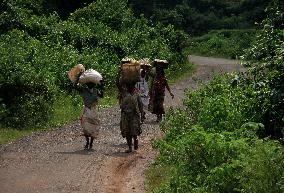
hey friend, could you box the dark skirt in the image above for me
[152,93,165,115]
[120,112,141,138]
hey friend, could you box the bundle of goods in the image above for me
[139,58,152,70]
[153,59,169,69]
[120,58,140,84]
[68,64,85,82]
[79,69,103,85]
[120,57,132,65]
[68,64,103,85]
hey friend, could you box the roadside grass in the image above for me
[145,163,173,192]
[0,93,80,145]
[0,127,34,144]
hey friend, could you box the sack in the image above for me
[68,64,85,82]
[79,69,103,85]
[121,62,140,84]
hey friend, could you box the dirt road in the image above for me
[0,55,241,193]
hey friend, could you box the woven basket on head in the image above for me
[68,64,85,82]
[120,60,140,84]
[139,58,152,68]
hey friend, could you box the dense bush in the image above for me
[153,126,284,192]
[149,73,284,192]
[242,3,284,138]
[183,75,265,132]
[0,0,190,128]
[147,3,284,192]
[0,30,56,127]
[129,0,273,35]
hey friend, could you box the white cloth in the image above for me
[136,77,149,107]
[79,69,103,84]
[81,103,100,138]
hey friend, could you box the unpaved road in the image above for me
[0,55,241,193]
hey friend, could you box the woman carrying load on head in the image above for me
[68,65,104,150]
[78,81,104,150]
[120,83,144,153]
[116,58,132,105]
[149,59,174,122]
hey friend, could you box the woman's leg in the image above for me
[89,137,94,150]
[156,114,162,122]
[133,135,138,150]
[125,136,133,153]
[84,135,89,150]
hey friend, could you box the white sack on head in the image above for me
[68,64,85,82]
[79,69,103,85]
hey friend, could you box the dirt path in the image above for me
[0,55,241,193]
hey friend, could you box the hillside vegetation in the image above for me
[0,0,283,191]
[0,0,190,129]
[147,3,284,192]
[1,0,279,129]
[129,0,273,35]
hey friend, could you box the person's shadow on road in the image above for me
[56,149,95,155]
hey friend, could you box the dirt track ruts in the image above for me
[0,55,241,193]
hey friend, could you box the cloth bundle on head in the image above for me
[79,69,103,85]
[68,64,103,85]
[68,64,85,82]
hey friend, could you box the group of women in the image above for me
[72,58,174,152]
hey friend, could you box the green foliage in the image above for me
[186,29,257,59]
[70,0,132,31]
[151,124,284,192]
[0,0,191,129]
[147,3,284,192]
[242,3,284,138]
[0,30,56,127]
[183,75,267,132]
[129,0,272,35]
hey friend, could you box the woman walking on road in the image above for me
[77,82,104,150]
[120,83,144,153]
[69,65,104,150]
[149,59,174,122]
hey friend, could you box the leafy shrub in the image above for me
[152,125,284,193]
[242,3,284,138]
[0,0,191,128]
[182,75,265,132]
[0,30,56,127]
[148,3,284,192]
